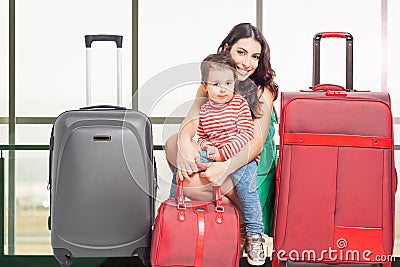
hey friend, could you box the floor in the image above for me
[99,257,273,266]
[99,257,400,267]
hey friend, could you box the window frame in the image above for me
[1,0,399,265]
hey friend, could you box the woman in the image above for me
[165,22,278,264]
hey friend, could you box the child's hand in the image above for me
[206,146,219,161]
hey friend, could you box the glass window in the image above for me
[7,0,133,256]
[4,151,52,255]
[154,150,173,205]
[5,0,398,259]
[0,126,8,144]
[388,0,400,117]
[386,4,398,239]
[264,0,381,94]
[0,0,9,117]
[3,151,52,255]
[138,0,256,116]
[152,124,180,146]
[15,0,132,117]
[395,150,400,255]
[15,125,53,145]
[14,151,50,255]
[395,125,400,146]
[143,83,199,118]
[3,151,9,255]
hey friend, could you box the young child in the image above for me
[197,51,265,265]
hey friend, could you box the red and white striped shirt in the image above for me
[198,94,256,162]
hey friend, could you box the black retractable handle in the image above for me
[85,34,123,48]
[312,32,353,90]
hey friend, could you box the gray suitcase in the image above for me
[48,35,156,267]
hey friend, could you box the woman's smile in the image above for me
[236,67,250,76]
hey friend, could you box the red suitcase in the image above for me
[272,32,396,267]
[151,180,241,267]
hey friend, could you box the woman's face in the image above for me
[227,38,262,81]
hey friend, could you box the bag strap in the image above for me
[176,179,186,222]
[213,186,224,224]
[175,179,224,223]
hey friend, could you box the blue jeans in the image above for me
[169,151,264,236]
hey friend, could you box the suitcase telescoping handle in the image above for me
[312,32,353,90]
[84,34,123,106]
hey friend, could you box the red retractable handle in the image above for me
[320,32,347,39]
[312,32,353,90]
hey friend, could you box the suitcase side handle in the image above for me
[301,84,370,93]
[85,35,123,106]
[312,32,353,90]
[85,34,123,48]
[310,84,348,92]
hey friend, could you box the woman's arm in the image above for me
[200,88,274,181]
[176,84,208,180]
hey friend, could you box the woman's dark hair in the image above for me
[218,23,279,118]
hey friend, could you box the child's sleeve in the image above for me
[218,99,254,161]
[197,107,213,150]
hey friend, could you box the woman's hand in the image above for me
[176,137,200,181]
[199,160,231,186]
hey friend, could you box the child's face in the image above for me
[204,68,235,104]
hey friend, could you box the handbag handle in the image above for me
[176,180,225,223]
[213,185,224,224]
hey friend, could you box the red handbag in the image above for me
[151,180,241,267]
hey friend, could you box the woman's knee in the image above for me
[183,177,213,201]
[183,187,213,202]
[221,176,236,196]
